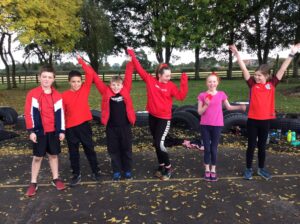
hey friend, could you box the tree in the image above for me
[13,0,83,65]
[175,0,212,79]
[243,0,291,65]
[275,0,300,77]
[208,0,251,79]
[101,0,186,64]
[0,0,17,89]
[76,0,114,72]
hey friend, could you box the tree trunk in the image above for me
[7,34,17,88]
[88,51,100,72]
[165,44,172,64]
[292,55,299,77]
[155,49,163,63]
[262,1,275,64]
[0,34,11,89]
[194,47,200,80]
[227,30,234,79]
[254,12,263,65]
[293,22,300,77]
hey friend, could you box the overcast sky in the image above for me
[0,42,292,69]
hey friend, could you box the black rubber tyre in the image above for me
[0,121,3,131]
[270,118,300,133]
[0,130,19,141]
[172,104,178,113]
[0,107,18,125]
[90,109,102,123]
[171,111,200,132]
[184,107,201,121]
[135,111,149,127]
[174,105,197,113]
[223,112,248,133]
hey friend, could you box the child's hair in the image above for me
[207,71,221,82]
[110,75,123,83]
[155,63,170,80]
[39,65,56,77]
[255,64,271,77]
[68,70,82,81]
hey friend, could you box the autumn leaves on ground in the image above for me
[0,122,299,223]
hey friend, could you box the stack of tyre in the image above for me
[222,102,248,133]
[0,107,19,141]
[0,107,18,129]
[92,104,300,135]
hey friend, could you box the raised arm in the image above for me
[77,56,107,94]
[275,43,300,80]
[127,48,150,81]
[77,55,93,87]
[123,59,134,91]
[171,73,188,100]
[229,45,251,81]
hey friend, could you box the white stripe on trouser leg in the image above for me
[160,120,170,152]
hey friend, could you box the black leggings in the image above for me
[148,114,171,167]
[246,118,270,169]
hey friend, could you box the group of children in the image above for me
[24,44,300,196]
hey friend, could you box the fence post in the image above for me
[102,72,105,82]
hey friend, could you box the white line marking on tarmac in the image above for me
[0,174,299,188]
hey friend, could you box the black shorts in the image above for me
[33,132,61,157]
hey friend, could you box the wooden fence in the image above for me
[0,69,296,84]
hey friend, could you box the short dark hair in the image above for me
[39,65,56,77]
[110,75,123,83]
[68,70,82,81]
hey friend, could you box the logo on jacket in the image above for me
[265,84,271,90]
[155,84,167,92]
[111,96,124,102]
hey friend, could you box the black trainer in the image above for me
[69,173,81,187]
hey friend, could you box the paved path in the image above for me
[0,147,299,223]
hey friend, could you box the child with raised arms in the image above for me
[62,56,101,187]
[127,48,188,180]
[79,55,136,181]
[229,43,300,180]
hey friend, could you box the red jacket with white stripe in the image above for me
[24,86,65,135]
[79,60,136,126]
[127,49,188,119]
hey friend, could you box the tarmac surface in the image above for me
[0,142,299,224]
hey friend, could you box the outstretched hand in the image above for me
[181,72,188,80]
[229,45,238,55]
[127,47,135,57]
[290,43,300,55]
[77,55,84,65]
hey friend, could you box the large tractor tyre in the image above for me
[0,107,18,125]
[223,113,248,133]
[135,111,149,127]
[171,111,200,132]
[90,109,102,123]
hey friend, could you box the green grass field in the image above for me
[0,78,299,114]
